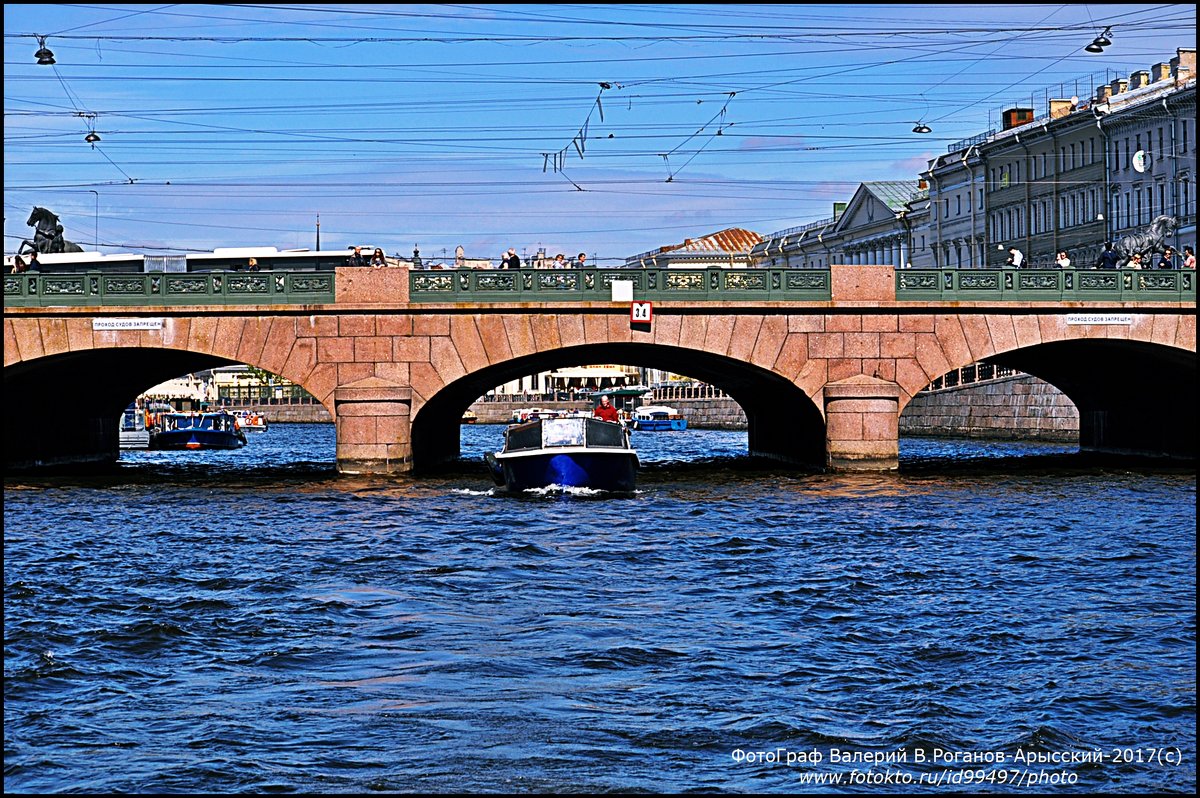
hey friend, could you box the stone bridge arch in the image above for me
[409,342,826,471]
[4,335,335,470]
[892,316,1196,459]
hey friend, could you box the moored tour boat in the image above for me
[631,405,687,431]
[461,409,478,424]
[233,409,269,432]
[118,404,150,449]
[485,415,638,492]
[150,411,248,450]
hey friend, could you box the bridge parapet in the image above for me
[4,270,335,308]
[408,267,832,303]
[896,268,1195,302]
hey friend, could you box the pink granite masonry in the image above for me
[3,272,1193,474]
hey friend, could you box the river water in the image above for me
[4,424,1195,793]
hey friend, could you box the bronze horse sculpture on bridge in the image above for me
[17,207,84,256]
[1113,215,1179,267]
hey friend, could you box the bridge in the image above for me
[4,265,1195,472]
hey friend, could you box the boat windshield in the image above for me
[542,418,585,447]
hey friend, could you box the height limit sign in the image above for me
[630,300,653,331]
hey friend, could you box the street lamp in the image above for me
[88,190,99,251]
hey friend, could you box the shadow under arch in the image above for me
[411,342,826,471]
[3,346,336,470]
[981,338,1195,459]
[5,347,239,469]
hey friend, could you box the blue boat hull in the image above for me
[150,429,246,450]
[500,451,637,492]
[633,418,687,431]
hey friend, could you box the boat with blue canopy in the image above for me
[149,411,248,450]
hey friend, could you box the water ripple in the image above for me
[3,425,1194,793]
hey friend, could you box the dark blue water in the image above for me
[4,425,1195,793]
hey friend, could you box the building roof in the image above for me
[862,181,924,212]
[653,227,764,255]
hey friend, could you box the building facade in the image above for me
[745,47,1195,271]
[750,183,930,269]
[930,47,1195,269]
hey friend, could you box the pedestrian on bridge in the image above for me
[1155,247,1176,270]
[1095,242,1120,270]
[1183,246,1195,270]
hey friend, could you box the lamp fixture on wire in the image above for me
[1085,26,1113,54]
[912,122,932,134]
[35,35,55,65]
[81,113,101,148]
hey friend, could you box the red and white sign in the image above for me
[630,301,653,324]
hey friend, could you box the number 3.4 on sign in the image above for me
[631,301,653,325]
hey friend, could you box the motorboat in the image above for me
[233,409,269,432]
[461,409,478,424]
[118,404,150,449]
[485,415,638,492]
[631,405,688,431]
[149,411,248,450]
[508,407,559,423]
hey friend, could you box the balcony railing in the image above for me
[409,267,832,302]
[4,270,336,308]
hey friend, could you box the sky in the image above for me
[3,3,1196,266]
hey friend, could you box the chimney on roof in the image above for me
[1172,48,1195,84]
[917,178,928,190]
[1130,70,1150,90]
[1110,78,1128,95]
[1049,99,1074,119]
[1151,63,1172,83]
[1171,48,1196,75]
[1002,107,1034,130]
[1095,85,1113,103]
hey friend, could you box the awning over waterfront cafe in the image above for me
[548,366,635,389]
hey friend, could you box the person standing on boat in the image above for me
[593,395,620,423]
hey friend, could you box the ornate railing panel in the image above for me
[409,267,831,302]
[895,268,1195,302]
[4,270,336,307]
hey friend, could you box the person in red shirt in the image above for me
[593,395,620,422]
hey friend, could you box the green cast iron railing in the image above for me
[3,270,336,307]
[409,267,832,302]
[895,268,1195,302]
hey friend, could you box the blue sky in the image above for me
[4,3,1195,264]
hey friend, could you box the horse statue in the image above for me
[1114,215,1178,266]
[17,206,84,255]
